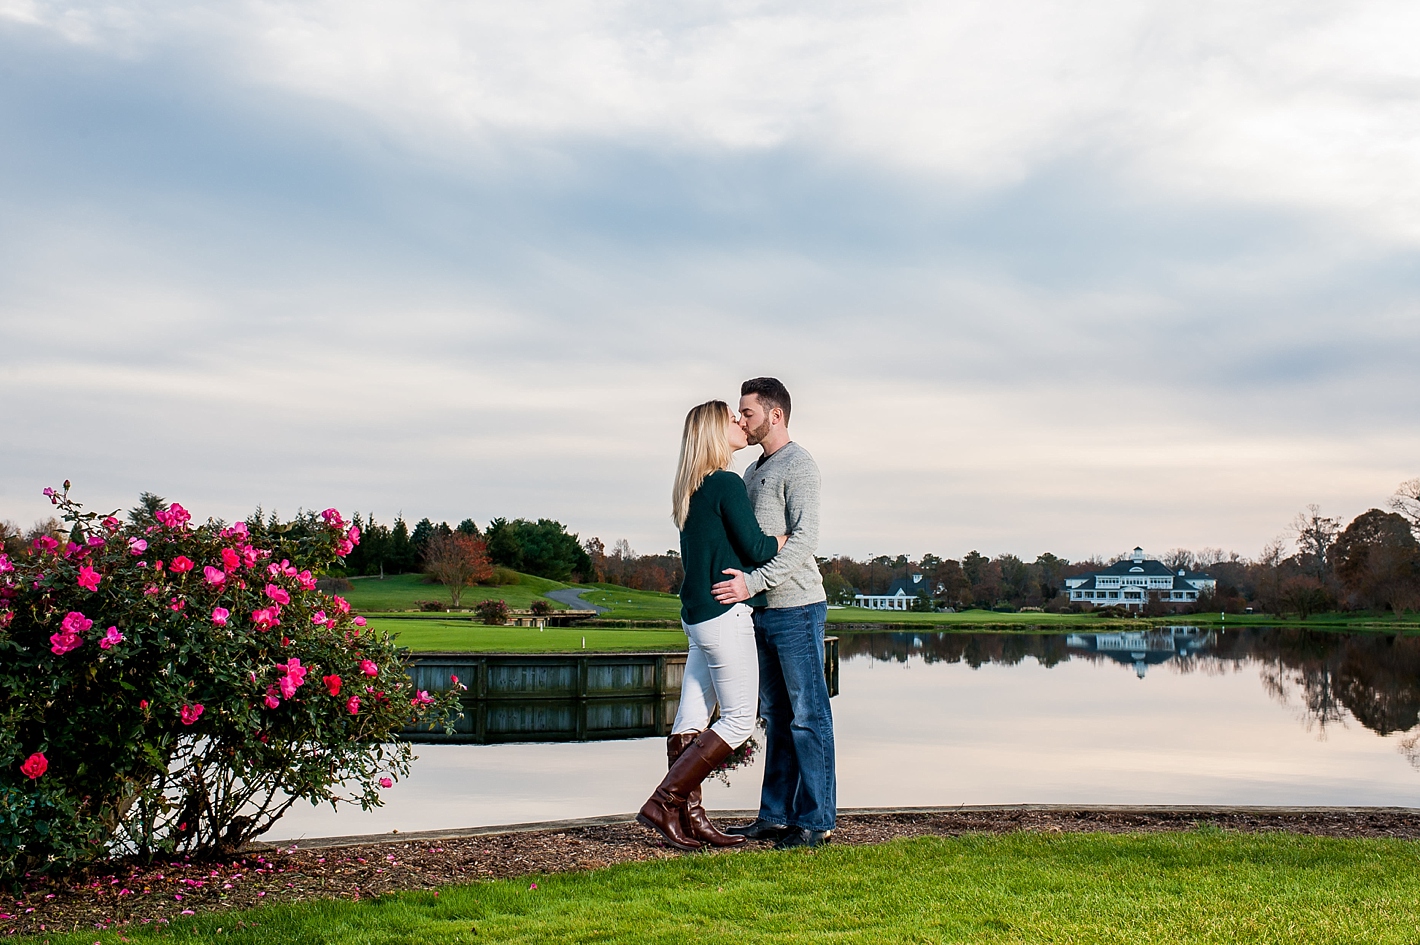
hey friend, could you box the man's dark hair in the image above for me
[741,377,791,424]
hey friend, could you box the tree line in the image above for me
[818,478,1420,617]
[6,476,1418,615]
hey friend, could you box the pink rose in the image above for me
[411,690,434,707]
[203,566,226,586]
[277,658,308,699]
[179,704,204,725]
[323,674,342,696]
[360,659,378,677]
[264,687,281,709]
[221,548,241,571]
[86,535,106,547]
[265,584,291,606]
[61,611,93,635]
[352,616,367,627]
[378,777,392,789]
[129,538,148,555]
[156,503,192,529]
[321,508,345,528]
[103,516,121,532]
[49,630,82,655]
[33,535,59,554]
[212,607,230,626]
[334,539,354,557]
[296,570,317,591]
[240,546,260,568]
[99,626,124,649]
[333,596,351,614]
[169,556,194,574]
[346,695,360,715]
[0,554,11,573]
[77,565,102,591]
[347,525,361,545]
[311,611,328,626]
[251,607,281,631]
[20,753,47,780]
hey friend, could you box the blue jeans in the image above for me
[754,601,836,831]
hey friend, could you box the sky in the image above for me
[2,0,1418,563]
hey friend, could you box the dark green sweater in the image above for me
[679,470,780,625]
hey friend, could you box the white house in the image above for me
[1062,547,1216,612]
[855,573,929,611]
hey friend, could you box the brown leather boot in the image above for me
[668,732,746,847]
[637,730,735,851]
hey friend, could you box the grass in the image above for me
[827,608,1420,632]
[341,573,1420,636]
[29,831,1420,944]
[341,572,571,613]
[371,617,687,653]
[579,584,684,622]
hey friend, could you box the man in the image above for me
[712,376,835,849]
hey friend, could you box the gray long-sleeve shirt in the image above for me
[742,440,827,608]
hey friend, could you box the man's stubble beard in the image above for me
[745,417,772,446]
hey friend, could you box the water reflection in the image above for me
[271,627,1420,839]
[840,627,1420,745]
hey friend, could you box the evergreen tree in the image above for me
[456,519,481,538]
[484,517,523,570]
[411,518,435,561]
[389,516,415,574]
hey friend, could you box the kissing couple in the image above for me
[636,377,837,851]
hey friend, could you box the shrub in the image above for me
[529,599,552,617]
[413,599,448,612]
[475,599,509,625]
[0,485,461,879]
[483,567,521,587]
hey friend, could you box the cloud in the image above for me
[1,1,1419,560]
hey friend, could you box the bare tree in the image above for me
[1162,548,1195,571]
[1195,547,1226,569]
[423,533,493,608]
[1389,478,1420,533]
[1292,505,1340,581]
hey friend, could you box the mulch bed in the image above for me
[5,807,1419,937]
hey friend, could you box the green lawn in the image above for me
[580,584,684,621]
[829,607,1090,627]
[341,572,571,613]
[827,608,1420,632]
[30,832,1420,944]
[371,617,686,653]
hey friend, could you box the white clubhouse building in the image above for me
[1062,548,1216,611]
[854,574,928,611]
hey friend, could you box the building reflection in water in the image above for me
[1065,627,1214,678]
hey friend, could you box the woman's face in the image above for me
[726,409,749,451]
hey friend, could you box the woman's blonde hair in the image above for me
[672,400,734,530]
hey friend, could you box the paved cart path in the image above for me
[544,588,609,613]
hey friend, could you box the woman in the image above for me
[636,400,786,851]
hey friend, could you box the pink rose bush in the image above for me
[0,484,459,879]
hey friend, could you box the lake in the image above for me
[270,627,1420,841]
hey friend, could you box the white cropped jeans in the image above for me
[673,603,759,748]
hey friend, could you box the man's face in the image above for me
[738,393,775,446]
